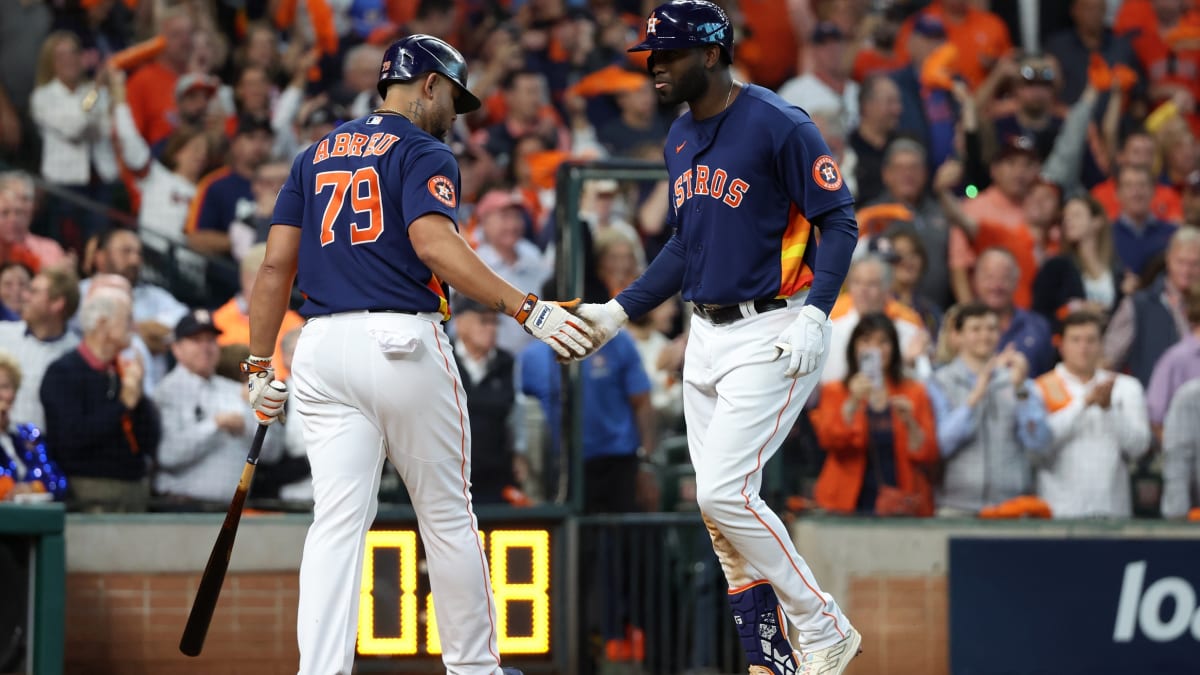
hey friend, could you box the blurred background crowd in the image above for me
[0,0,1199,522]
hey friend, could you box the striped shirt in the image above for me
[152,367,284,502]
[0,322,80,430]
[1161,378,1200,519]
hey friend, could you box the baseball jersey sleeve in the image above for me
[777,121,854,221]
[272,156,306,227]
[615,232,686,320]
[400,148,461,230]
[777,121,858,315]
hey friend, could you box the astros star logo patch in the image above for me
[647,15,659,34]
[812,155,844,191]
[428,176,456,208]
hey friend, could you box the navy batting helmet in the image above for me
[627,0,734,64]
[378,34,481,114]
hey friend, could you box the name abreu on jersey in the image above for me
[672,164,749,209]
[311,131,401,164]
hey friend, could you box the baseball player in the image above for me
[243,34,591,675]
[573,2,862,673]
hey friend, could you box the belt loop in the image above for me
[740,300,756,319]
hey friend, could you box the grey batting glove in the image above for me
[774,304,828,378]
[518,296,596,359]
[573,299,628,358]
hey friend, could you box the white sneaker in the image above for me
[796,627,861,675]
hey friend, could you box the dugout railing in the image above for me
[571,512,747,675]
[0,161,278,312]
[551,159,670,512]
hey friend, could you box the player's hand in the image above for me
[241,356,289,425]
[773,305,828,378]
[572,299,629,358]
[517,296,597,360]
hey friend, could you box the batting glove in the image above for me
[240,356,289,425]
[513,293,596,360]
[573,299,628,357]
[774,304,828,379]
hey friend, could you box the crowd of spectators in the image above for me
[0,0,1199,521]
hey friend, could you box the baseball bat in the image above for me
[180,391,282,657]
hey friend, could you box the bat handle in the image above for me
[245,422,269,464]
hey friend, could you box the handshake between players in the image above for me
[552,296,831,381]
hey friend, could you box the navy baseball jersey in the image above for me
[272,113,460,318]
[616,84,857,317]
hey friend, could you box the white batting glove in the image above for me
[515,294,596,360]
[240,356,289,425]
[774,305,828,378]
[573,299,628,357]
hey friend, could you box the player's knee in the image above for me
[696,486,744,520]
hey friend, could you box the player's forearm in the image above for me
[805,205,857,316]
[249,255,297,356]
[615,234,686,320]
[411,224,526,314]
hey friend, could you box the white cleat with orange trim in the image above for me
[796,627,861,675]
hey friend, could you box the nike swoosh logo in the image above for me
[675,141,687,153]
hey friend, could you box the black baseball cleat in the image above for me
[502,669,524,675]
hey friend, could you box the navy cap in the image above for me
[175,308,222,339]
[912,14,947,39]
[235,114,274,137]
[995,135,1039,162]
[811,22,845,44]
[302,103,345,129]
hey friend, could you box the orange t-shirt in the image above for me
[896,2,1013,89]
[852,49,905,82]
[948,221,1037,309]
[125,61,180,146]
[212,297,306,381]
[1089,178,1183,223]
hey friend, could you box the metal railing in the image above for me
[572,513,745,675]
[552,159,671,512]
[5,164,246,310]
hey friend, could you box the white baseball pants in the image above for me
[683,304,851,651]
[289,312,505,675]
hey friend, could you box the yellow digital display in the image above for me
[357,528,553,656]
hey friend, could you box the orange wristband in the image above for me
[512,293,539,325]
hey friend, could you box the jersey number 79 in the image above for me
[315,168,385,246]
